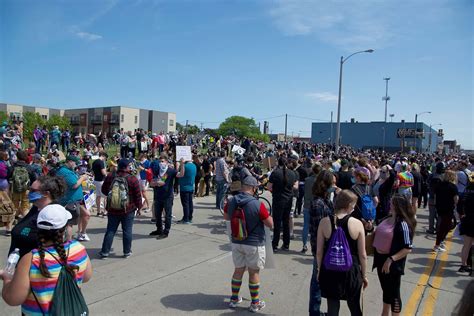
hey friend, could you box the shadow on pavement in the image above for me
[160,293,229,311]
[292,256,313,265]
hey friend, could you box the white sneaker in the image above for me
[229,297,242,309]
[249,300,266,313]
[81,233,90,241]
[433,245,446,252]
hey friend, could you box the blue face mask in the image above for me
[351,177,356,184]
[327,186,336,193]
[28,191,44,202]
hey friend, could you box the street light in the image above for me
[414,111,431,152]
[335,49,374,154]
[382,77,391,153]
[428,123,442,152]
[389,113,395,122]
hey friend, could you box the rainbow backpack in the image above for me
[231,203,249,241]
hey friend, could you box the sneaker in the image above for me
[272,247,278,253]
[149,230,161,236]
[280,246,290,251]
[426,229,436,235]
[229,297,243,309]
[4,230,12,237]
[123,252,132,258]
[249,300,266,313]
[150,219,157,224]
[99,252,109,259]
[77,233,85,241]
[433,245,446,252]
[301,245,308,254]
[458,265,472,273]
[156,234,168,239]
[81,233,90,242]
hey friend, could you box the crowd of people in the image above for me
[0,123,472,315]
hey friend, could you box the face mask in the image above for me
[351,177,356,184]
[327,186,336,193]
[159,162,168,171]
[28,191,44,202]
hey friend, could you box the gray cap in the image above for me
[242,176,259,187]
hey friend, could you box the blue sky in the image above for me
[1,0,473,148]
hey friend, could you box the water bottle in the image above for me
[4,248,20,278]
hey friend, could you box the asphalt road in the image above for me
[0,191,470,315]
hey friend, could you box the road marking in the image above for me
[421,232,454,316]
[403,254,437,315]
[209,252,232,263]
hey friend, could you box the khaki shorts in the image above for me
[231,244,265,270]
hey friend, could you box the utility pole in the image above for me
[330,111,333,144]
[284,114,288,143]
[383,78,390,122]
[200,122,203,131]
[185,120,188,134]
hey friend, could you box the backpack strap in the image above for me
[31,290,46,316]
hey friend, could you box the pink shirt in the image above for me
[373,218,395,254]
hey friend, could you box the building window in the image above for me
[134,116,138,124]
[121,114,124,123]
[161,119,165,124]
[41,115,47,120]
[169,119,174,126]
[104,115,108,122]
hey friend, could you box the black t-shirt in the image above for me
[269,167,298,201]
[9,206,39,258]
[296,166,309,182]
[202,159,211,173]
[435,181,458,215]
[92,159,106,181]
[337,171,353,190]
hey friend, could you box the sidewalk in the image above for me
[0,193,469,315]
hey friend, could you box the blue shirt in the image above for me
[179,162,197,192]
[56,166,84,204]
[139,159,150,180]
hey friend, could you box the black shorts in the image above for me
[65,201,80,226]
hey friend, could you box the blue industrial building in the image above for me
[311,120,442,152]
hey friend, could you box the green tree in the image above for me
[0,112,10,125]
[176,122,184,133]
[218,116,263,139]
[22,112,45,141]
[45,114,71,131]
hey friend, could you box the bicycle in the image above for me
[219,184,272,216]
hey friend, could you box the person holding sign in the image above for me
[148,153,182,239]
[177,155,197,224]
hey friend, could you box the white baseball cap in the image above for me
[37,204,72,230]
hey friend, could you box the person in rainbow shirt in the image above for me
[395,163,415,203]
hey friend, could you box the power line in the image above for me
[288,114,330,122]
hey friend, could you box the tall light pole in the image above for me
[335,49,374,154]
[428,123,442,152]
[383,78,391,122]
[414,111,431,152]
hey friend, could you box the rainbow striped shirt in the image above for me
[398,171,414,189]
[22,240,88,315]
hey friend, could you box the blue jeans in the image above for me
[101,211,135,255]
[302,208,310,247]
[180,191,194,222]
[309,258,322,316]
[154,194,174,235]
[216,180,227,209]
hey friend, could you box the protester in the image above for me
[176,156,197,224]
[309,169,336,315]
[302,162,322,254]
[92,152,108,217]
[427,162,445,234]
[0,151,14,235]
[457,176,474,274]
[316,190,367,316]
[351,166,378,231]
[99,158,142,259]
[215,150,231,209]
[149,154,181,238]
[138,153,151,212]
[268,156,298,252]
[224,176,273,313]
[434,170,459,252]
[0,204,92,315]
[56,155,88,241]
[373,194,416,315]
[9,150,37,218]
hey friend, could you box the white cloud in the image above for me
[267,0,451,50]
[305,92,338,102]
[75,31,103,41]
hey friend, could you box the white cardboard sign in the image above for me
[176,146,192,161]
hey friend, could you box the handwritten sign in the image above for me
[83,190,96,211]
[231,145,246,156]
[176,146,192,161]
